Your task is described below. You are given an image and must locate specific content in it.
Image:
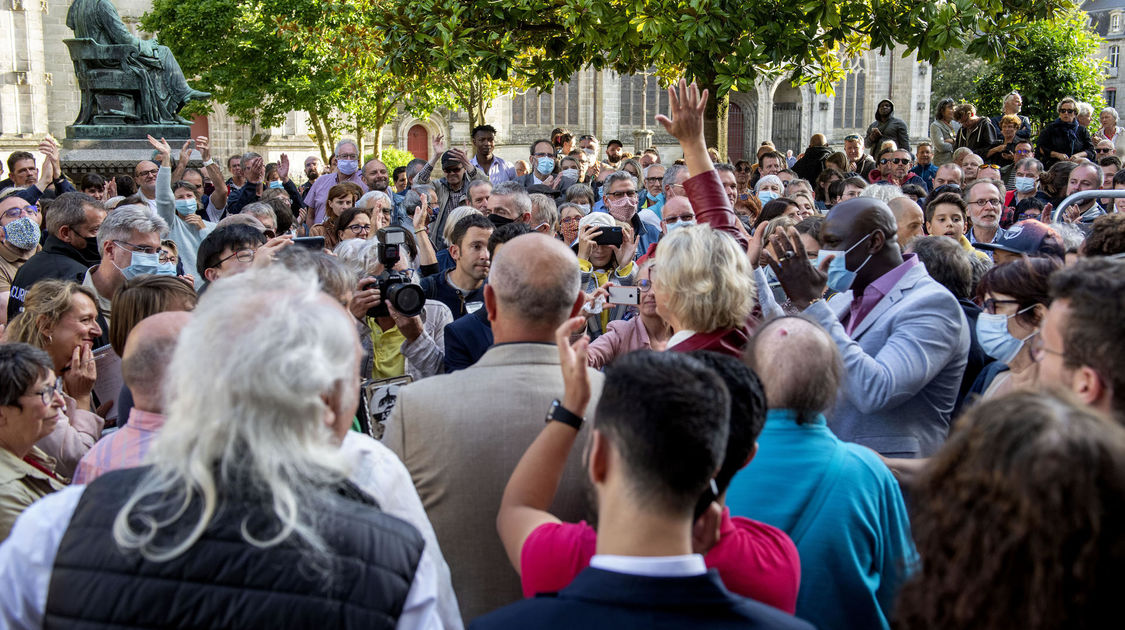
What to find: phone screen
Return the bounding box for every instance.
[606,285,640,306]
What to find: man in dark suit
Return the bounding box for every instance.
[517,139,578,192]
[471,344,811,630]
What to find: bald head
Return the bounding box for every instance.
[745,316,842,417]
[122,311,192,413]
[487,233,581,337]
[827,197,898,238]
[888,197,924,250]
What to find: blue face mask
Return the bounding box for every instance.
[976,306,1037,363]
[115,250,177,280]
[536,156,555,175]
[174,198,197,216]
[816,232,874,293]
[337,159,359,176]
[758,190,779,204]
[268,180,284,189]
[665,218,695,233]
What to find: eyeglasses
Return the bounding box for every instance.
[30,377,64,406]
[2,204,39,220]
[638,278,652,293]
[982,297,1021,314]
[1028,335,1064,363]
[443,166,463,174]
[347,224,372,235]
[136,168,159,178]
[969,198,1001,208]
[605,190,638,200]
[735,166,752,172]
[113,240,159,255]
[158,251,177,264]
[880,158,911,165]
[1060,108,1077,114]
[664,214,694,224]
[217,248,256,265]
[644,176,663,183]
[336,153,359,160]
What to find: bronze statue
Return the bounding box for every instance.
[65,0,209,127]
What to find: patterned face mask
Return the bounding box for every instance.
[3,216,40,251]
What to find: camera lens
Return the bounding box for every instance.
[387,282,425,317]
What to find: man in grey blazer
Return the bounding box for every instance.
[383,233,602,623]
[769,197,969,458]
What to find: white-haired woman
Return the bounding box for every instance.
[754,174,783,205]
[336,231,452,381]
[652,223,756,357]
[0,267,445,626]
[1094,107,1125,160]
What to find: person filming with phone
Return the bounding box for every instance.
[575,212,636,340]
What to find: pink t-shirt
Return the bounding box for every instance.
[520,508,801,613]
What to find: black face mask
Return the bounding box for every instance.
[489,213,515,227]
[77,235,101,265]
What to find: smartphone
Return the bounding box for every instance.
[606,285,640,306]
[593,226,623,246]
[293,236,325,250]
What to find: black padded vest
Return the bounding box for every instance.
[44,466,424,629]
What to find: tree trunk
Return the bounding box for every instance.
[308,110,331,161]
[701,81,730,159]
[355,122,365,161]
[371,123,384,160]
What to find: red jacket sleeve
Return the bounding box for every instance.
[683,169,748,250]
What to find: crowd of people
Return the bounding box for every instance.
[0,79,1123,629]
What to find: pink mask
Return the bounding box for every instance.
[606,195,635,222]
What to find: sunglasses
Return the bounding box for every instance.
[880,158,910,165]
[1060,108,1077,114]
[1097,148,1114,154]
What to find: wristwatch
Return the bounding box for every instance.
[546,399,584,430]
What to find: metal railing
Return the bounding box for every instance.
[1051,189,1125,223]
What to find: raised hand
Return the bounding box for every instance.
[146,135,172,164]
[413,193,430,232]
[278,153,290,182]
[432,134,446,154]
[576,223,600,262]
[766,227,829,310]
[195,135,211,161]
[654,79,709,144]
[63,342,97,400]
[178,139,192,165]
[611,223,637,265]
[554,316,591,415]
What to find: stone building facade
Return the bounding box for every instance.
[1084,0,1125,110]
[2,0,932,180]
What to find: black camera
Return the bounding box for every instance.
[366,227,426,319]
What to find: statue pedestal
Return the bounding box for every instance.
[61,130,192,179]
[633,128,654,153]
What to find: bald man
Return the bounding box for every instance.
[888,197,924,250]
[73,311,192,484]
[728,316,916,630]
[767,197,969,458]
[385,233,606,621]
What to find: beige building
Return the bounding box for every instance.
[2,0,932,181]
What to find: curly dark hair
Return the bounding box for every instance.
[894,391,1125,630]
[1084,213,1125,257]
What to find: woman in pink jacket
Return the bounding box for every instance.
[586,261,671,368]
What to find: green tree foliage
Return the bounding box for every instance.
[375,0,1073,154]
[973,8,1106,132]
[142,0,450,159]
[931,48,988,112]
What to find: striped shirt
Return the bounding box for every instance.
[72,409,165,485]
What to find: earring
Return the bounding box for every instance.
[46,334,52,344]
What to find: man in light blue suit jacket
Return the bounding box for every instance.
[767,197,969,458]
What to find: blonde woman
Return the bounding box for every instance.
[4,280,104,477]
[653,223,755,357]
